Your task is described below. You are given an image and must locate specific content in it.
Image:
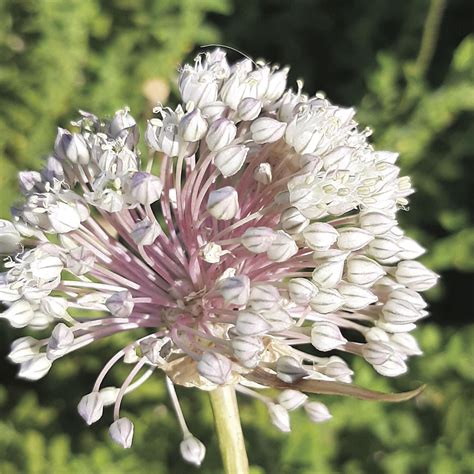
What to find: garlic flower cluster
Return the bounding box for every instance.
[0,49,437,465]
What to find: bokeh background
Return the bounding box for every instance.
[0,0,473,472]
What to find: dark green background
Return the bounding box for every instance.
[0,0,472,472]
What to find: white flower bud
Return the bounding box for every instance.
[201,101,227,122]
[365,327,390,343]
[362,341,408,376]
[205,118,237,151]
[250,117,286,144]
[397,236,426,260]
[55,129,89,165]
[267,230,298,262]
[241,226,276,253]
[311,322,347,352]
[346,256,385,287]
[248,284,280,311]
[99,387,121,406]
[109,108,136,138]
[49,202,81,234]
[78,392,104,425]
[0,220,21,254]
[217,275,250,306]
[140,337,171,365]
[359,211,396,235]
[106,291,134,318]
[197,351,233,385]
[395,261,438,291]
[109,417,134,448]
[237,97,262,121]
[178,108,208,142]
[276,356,307,383]
[1,300,34,328]
[304,401,332,423]
[253,162,272,184]
[40,297,68,319]
[288,278,318,305]
[235,310,272,336]
[319,356,354,383]
[309,288,344,313]
[376,318,416,334]
[382,299,423,324]
[214,145,249,177]
[267,403,291,432]
[180,435,206,467]
[278,389,308,411]
[8,336,41,364]
[264,67,289,102]
[127,172,163,205]
[303,223,339,251]
[66,246,96,275]
[312,259,345,288]
[207,186,239,220]
[47,323,74,360]
[389,333,423,356]
[18,354,52,380]
[131,218,161,246]
[389,288,427,310]
[336,227,374,251]
[338,283,377,310]
[261,305,293,331]
[231,335,263,368]
[280,207,309,234]
[368,236,400,261]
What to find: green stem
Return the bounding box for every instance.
[209,385,249,474]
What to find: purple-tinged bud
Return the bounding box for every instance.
[54,128,90,165]
[276,356,307,383]
[131,218,161,246]
[109,417,134,448]
[106,291,134,318]
[304,401,332,423]
[250,117,286,144]
[214,145,249,177]
[207,186,239,220]
[78,392,104,425]
[278,389,308,411]
[197,351,233,385]
[241,226,276,253]
[237,98,262,121]
[217,275,250,306]
[205,118,237,151]
[126,172,163,205]
[311,321,347,351]
[109,108,137,138]
[47,323,74,360]
[180,435,206,466]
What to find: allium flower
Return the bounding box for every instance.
[0,49,437,466]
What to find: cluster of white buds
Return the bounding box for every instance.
[0,48,437,465]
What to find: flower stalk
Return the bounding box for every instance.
[209,385,249,474]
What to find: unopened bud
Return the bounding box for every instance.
[131,218,161,246]
[382,299,423,324]
[276,356,307,383]
[207,186,239,220]
[338,283,377,310]
[1,299,34,328]
[389,288,427,310]
[18,354,52,380]
[267,403,291,432]
[217,275,250,306]
[267,230,298,262]
[262,305,293,332]
[265,67,289,102]
[397,237,426,260]
[197,351,233,385]
[99,386,121,406]
[311,322,347,351]
[359,211,396,235]
[389,333,423,356]
[303,223,339,251]
[127,172,163,205]
[362,341,407,377]
[280,207,309,234]
[205,118,237,151]
[231,335,263,368]
[0,220,21,254]
[320,356,353,383]
[312,259,345,288]
[395,261,438,291]
[180,435,206,467]
[47,323,74,360]
[309,288,343,313]
[235,310,272,336]
[109,417,134,448]
[346,256,385,287]
[304,401,332,423]
[250,117,286,144]
[248,284,280,311]
[78,392,104,425]
[49,202,81,234]
[179,108,208,142]
[66,246,96,275]
[55,128,90,165]
[337,227,374,251]
[109,108,136,138]
[288,278,318,305]
[237,97,262,121]
[278,389,308,411]
[214,145,249,177]
[201,101,227,122]
[368,236,400,261]
[241,226,276,253]
[8,337,41,364]
[106,291,134,318]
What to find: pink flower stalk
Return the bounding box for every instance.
[0,49,437,464]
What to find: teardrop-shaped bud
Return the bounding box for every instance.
[267,403,291,432]
[179,108,208,142]
[217,275,250,306]
[248,284,280,311]
[303,223,339,251]
[276,356,307,383]
[338,283,377,310]
[346,256,385,287]
[126,172,163,205]
[205,118,237,151]
[278,389,308,411]
[197,351,233,385]
[47,322,74,360]
[109,417,134,448]
[214,145,249,177]
[250,117,286,144]
[312,259,344,288]
[395,261,438,291]
[267,230,298,262]
[304,401,332,423]
[241,227,276,253]
[311,322,347,351]
[1,299,35,328]
[235,310,272,336]
[288,278,318,305]
[8,336,41,364]
[207,186,239,220]
[336,227,374,251]
[309,289,344,313]
[280,207,309,234]
[0,220,21,254]
[231,336,263,368]
[359,211,396,235]
[18,354,52,380]
[180,435,206,467]
[237,97,262,121]
[78,392,104,425]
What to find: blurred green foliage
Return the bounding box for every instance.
[0,0,472,473]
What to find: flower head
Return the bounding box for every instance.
[0,49,437,464]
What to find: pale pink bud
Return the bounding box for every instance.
[109,417,134,448]
[241,226,276,253]
[346,256,385,287]
[55,129,89,165]
[288,278,318,305]
[266,230,298,262]
[197,351,233,385]
[205,118,237,151]
[207,186,239,220]
[304,401,332,423]
[395,261,438,291]
[311,322,347,351]
[180,435,206,466]
[276,356,307,383]
[278,389,308,411]
[131,218,161,246]
[250,117,286,144]
[214,145,249,177]
[217,275,250,306]
[303,223,339,251]
[267,403,291,432]
[78,392,104,425]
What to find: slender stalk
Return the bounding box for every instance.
[209,385,249,474]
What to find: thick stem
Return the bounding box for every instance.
[209,385,249,474]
